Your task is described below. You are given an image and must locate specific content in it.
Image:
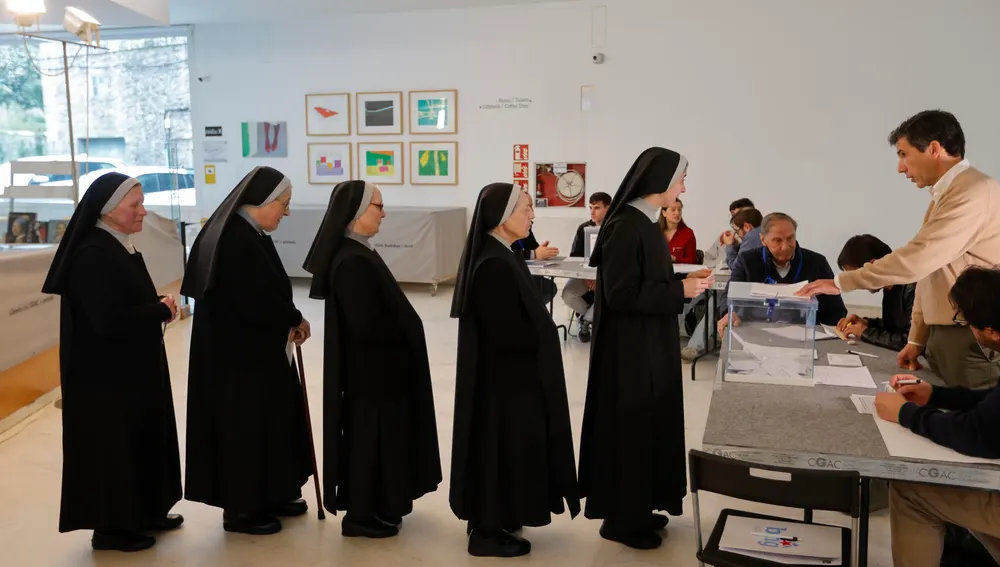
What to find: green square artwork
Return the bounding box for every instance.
[418,150,449,176]
[417,98,448,127]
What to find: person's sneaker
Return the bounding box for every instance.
[681,346,702,362]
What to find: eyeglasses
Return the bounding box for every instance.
[370,202,385,211]
[953,311,968,327]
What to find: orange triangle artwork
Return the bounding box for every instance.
[314,106,339,118]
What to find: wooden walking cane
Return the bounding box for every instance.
[295,344,325,520]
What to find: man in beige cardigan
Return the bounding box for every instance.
[801,110,1000,389]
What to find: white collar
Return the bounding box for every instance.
[627,198,660,222]
[930,159,970,202]
[237,207,265,234]
[95,219,135,254]
[489,231,514,251]
[346,230,374,251]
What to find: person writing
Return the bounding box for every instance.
[658,198,697,264]
[42,172,182,552]
[799,110,1000,389]
[182,166,314,536]
[875,266,1000,566]
[579,147,713,550]
[835,234,915,352]
[449,183,580,558]
[303,181,441,538]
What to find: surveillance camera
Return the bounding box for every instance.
[64,7,101,47]
[592,52,605,64]
[197,76,211,83]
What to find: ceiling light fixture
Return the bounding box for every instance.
[7,0,46,29]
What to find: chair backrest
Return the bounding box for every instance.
[696,249,705,264]
[689,450,860,518]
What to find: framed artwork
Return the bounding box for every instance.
[356,91,403,135]
[305,93,351,136]
[410,142,458,185]
[5,212,37,244]
[534,162,587,208]
[358,142,404,185]
[241,121,288,157]
[307,143,353,185]
[48,219,69,243]
[409,89,458,134]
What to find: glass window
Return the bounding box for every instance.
[136,173,161,193]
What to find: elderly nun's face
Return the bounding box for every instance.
[503,190,534,240]
[661,167,688,207]
[354,187,386,236]
[106,186,147,234]
[259,189,292,232]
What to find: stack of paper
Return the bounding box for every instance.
[850,394,876,414]
[873,416,1000,465]
[813,366,877,389]
[674,263,709,274]
[827,353,862,367]
[749,281,810,298]
[719,516,842,565]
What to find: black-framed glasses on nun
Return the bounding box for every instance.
[953,311,969,327]
[370,201,385,211]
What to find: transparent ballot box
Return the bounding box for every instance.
[723,281,819,386]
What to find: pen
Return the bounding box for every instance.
[847,350,879,359]
[896,379,922,386]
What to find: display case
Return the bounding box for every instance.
[2,158,77,245]
[722,281,819,386]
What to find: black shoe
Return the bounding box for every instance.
[468,529,531,558]
[144,513,184,532]
[267,499,308,517]
[342,516,399,538]
[91,530,156,552]
[376,514,403,527]
[223,512,282,535]
[648,513,669,531]
[579,321,591,343]
[599,521,662,550]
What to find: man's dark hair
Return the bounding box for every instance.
[589,192,612,206]
[730,208,763,230]
[837,234,893,270]
[949,266,1000,331]
[888,110,966,158]
[728,198,754,212]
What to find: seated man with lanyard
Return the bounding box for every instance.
[717,212,846,335]
[512,228,559,305]
[562,192,611,342]
[876,266,1000,567]
[681,207,765,361]
[836,234,916,352]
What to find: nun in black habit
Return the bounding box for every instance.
[578,148,713,550]
[181,166,313,536]
[302,181,442,539]
[42,172,183,552]
[450,183,580,558]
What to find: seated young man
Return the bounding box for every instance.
[876,266,1000,567]
[562,192,611,342]
[702,197,755,268]
[512,228,559,304]
[717,212,847,335]
[836,234,916,352]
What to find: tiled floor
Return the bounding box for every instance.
[0,283,894,566]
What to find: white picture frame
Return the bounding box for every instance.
[408,89,458,135]
[410,141,458,185]
[307,143,353,185]
[358,142,404,185]
[356,91,403,135]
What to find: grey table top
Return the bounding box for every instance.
[703,332,1000,490]
[527,259,730,290]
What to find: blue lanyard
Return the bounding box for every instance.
[763,247,803,317]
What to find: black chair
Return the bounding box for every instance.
[689,450,863,567]
[697,249,706,265]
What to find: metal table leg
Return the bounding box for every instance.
[690,289,721,380]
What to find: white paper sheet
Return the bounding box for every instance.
[674,263,709,274]
[719,516,842,565]
[749,281,809,298]
[873,415,1000,465]
[813,366,877,389]
[827,353,862,367]
[850,394,876,414]
[763,325,837,342]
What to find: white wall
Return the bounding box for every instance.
[189,0,1000,305]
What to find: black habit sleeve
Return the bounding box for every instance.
[332,255,408,344]
[215,225,303,330]
[69,245,172,337]
[472,258,539,350]
[599,221,685,315]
